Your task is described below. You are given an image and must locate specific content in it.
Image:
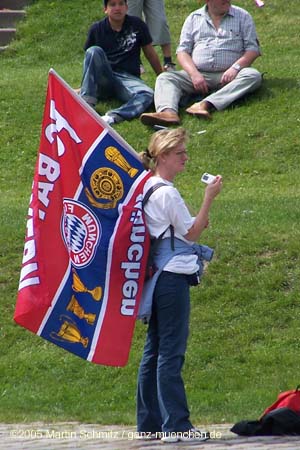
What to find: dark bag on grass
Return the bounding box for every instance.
[231,408,300,436]
[231,386,300,436]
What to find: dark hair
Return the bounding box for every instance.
[104,0,127,7]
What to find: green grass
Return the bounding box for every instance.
[1,0,300,425]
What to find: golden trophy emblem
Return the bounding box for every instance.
[50,316,89,348]
[67,296,96,325]
[72,269,102,301]
[85,167,124,209]
[105,146,138,178]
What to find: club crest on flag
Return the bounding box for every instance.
[61,199,101,268]
[14,69,152,366]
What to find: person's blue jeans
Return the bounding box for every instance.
[137,271,193,433]
[80,46,154,121]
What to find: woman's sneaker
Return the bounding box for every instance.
[161,428,210,443]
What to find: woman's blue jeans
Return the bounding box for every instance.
[137,271,193,433]
[80,46,154,121]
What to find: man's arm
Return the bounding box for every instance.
[220,7,262,85]
[232,50,261,70]
[84,23,98,51]
[221,50,261,85]
[177,51,209,94]
[142,44,163,75]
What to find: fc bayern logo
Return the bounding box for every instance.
[61,199,101,268]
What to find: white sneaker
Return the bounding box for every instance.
[161,428,210,443]
[101,114,115,126]
[163,62,176,72]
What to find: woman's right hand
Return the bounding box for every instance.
[205,175,223,200]
[184,176,223,242]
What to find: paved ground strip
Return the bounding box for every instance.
[1,423,300,449]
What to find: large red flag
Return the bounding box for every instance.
[14,69,151,366]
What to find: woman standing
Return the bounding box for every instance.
[137,127,222,443]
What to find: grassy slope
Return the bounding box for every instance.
[1,0,300,424]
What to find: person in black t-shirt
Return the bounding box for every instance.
[80,0,162,125]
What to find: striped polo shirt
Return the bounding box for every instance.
[176,4,261,72]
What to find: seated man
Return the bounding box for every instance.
[80,0,162,126]
[140,0,262,127]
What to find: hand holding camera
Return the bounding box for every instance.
[201,172,216,184]
[201,172,223,200]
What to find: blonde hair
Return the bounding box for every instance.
[140,127,188,170]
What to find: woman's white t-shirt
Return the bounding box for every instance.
[143,175,199,274]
